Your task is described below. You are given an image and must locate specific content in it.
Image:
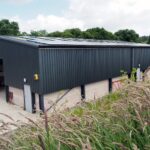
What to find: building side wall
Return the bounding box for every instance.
[133,48,150,70]
[0,40,40,93]
[39,47,131,94]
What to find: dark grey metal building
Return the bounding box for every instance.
[0,36,150,112]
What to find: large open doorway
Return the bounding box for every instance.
[0,59,4,89]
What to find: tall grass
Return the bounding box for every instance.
[0,81,150,150]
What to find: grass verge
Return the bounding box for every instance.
[0,82,150,150]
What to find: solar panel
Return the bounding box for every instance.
[0,36,150,47]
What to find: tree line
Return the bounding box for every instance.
[0,19,150,44]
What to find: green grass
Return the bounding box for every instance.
[0,82,150,150]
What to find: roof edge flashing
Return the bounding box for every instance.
[0,36,39,48]
[38,44,150,49]
[1,36,150,48]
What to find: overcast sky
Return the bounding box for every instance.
[0,0,150,35]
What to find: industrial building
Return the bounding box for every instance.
[0,36,150,113]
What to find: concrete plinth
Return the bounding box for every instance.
[85,80,109,101]
[9,87,24,108]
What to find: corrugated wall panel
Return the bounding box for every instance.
[39,47,131,94]
[0,40,40,93]
[133,48,150,70]
[1,38,150,95]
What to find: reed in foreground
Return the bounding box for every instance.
[0,82,150,150]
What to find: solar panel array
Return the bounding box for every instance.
[1,36,150,47]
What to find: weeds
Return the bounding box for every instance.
[0,82,150,150]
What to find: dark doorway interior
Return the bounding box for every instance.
[0,59,4,89]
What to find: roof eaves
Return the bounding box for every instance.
[0,36,40,48]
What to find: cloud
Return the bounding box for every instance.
[66,0,150,35]
[10,15,84,33]
[8,0,150,35]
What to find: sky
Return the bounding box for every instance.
[0,0,150,35]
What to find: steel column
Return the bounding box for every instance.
[32,93,36,113]
[39,94,45,112]
[5,85,9,102]
[108,78,112,92]
[81,85,85,100]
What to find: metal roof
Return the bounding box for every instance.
[0,36,150,48]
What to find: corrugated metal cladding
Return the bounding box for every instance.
[0,39,40,93]
[133,48,150,70]
[1,36,150,95]
[39,47,131,94]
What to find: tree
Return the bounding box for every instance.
[81,31,93,39]
[10,21,19,35]
[62,30,74,38]
[48,31,62,37]
[30,30,39,36]
[115,29,139,42]
[83,27,117,40]
[62,28,82,38]
[0,19,20,35]
[30,30,48,37]
[139,36,149,43]
[20,32,29,36]
[147,36,150,44]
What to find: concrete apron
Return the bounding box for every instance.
[0,89,39,135]
[6,77,125,113]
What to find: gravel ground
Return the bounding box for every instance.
[0,89,39,135]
